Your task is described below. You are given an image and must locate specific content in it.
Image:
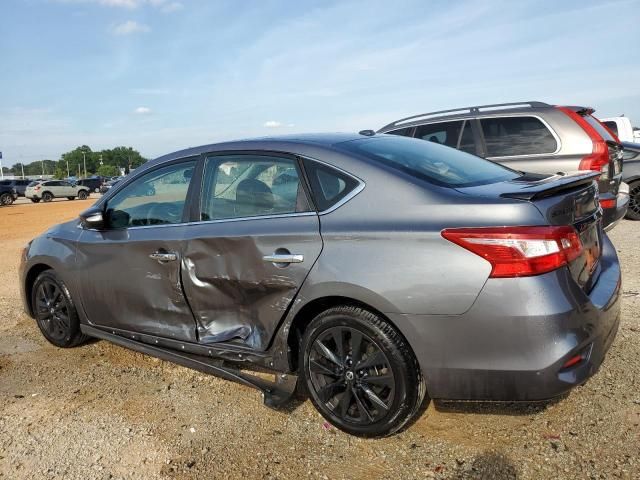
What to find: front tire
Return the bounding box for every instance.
[300,306,426,437]
[627,180,640,221]
[31,270,88,348]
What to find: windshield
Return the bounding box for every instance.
[337,135,519,187]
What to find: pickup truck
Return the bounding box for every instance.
[0,184,18,206]
[600,116,640,143]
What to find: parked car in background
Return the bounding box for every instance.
[20,133,620,437]
[621,141,640,220]
[0,179,31,197]
[0,184,18,206]
[99,177,122,194]
[25,180,90,203]
[600,116,639,144]
[378,101,628,230]
[76,177,103,193]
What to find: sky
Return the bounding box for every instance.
[1,0,639,166]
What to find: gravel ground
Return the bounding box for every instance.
[0,199,638,480]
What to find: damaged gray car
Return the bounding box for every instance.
[20,133,621,437]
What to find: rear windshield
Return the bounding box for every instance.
[338,135,519,187]
[28,181,40,187]
[584,115,616,142]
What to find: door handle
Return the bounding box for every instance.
[149,251,178,263]
[262,253,304,264]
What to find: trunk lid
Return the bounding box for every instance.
[455,171,603,291]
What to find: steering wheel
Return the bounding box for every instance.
[146,203,182,225]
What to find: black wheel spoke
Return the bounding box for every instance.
[352,386,374,423]
[355,351,387,371]
[35,279,71,341]
[338,387,353,417]
[361,374,393,389]
[314,340,342,367]
[317,380,344,404]
[331,329,345,364]
[309,359,339,377]
[361,384,390,412]
[350,330,363,366]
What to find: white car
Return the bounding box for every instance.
[25,180,91,203]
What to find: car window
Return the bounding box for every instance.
[200,154,310,221]
[0,180,10,185]
[337,135,519,188]
[45,181,59,187]
[385,127,413,137]
[585,115,616,142]
[303,160,361,211]
[458,120,476,154]
[602,121,619,137]
[480,116,558,157]
[28,181,39,187]
[414,121,464,147]
[106,160,196,228]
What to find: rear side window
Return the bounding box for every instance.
[385,127,412,137]
[303,160,360,211]
[337,135,519,188]
[480,116,558,157]
[414,121,463,148]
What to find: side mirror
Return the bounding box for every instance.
[79,206,105,230]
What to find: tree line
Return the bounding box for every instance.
[7,146,148,179]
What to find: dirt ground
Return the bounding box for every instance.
[0,197,638,480]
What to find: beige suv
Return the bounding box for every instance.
[25,180,90,203]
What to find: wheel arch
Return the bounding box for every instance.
[285,295,414,373]
[24,263,54,317]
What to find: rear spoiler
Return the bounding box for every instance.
[500,171,600,201]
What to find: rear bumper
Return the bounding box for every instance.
[388,234,621,401]
[602,191,629,230]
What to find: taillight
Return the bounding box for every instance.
[34,185,41,191]
[441,226,583,278]
[557,107,610,180]
[599,198,615,209]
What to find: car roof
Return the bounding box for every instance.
[148,133,368,167]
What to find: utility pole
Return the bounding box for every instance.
[21,163,25,179]
[82,151,87,178]
[0,151,3,180]
[41,160,45,177]
[66,158,70,178]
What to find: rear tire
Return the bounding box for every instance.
[78,190,88,200]
[31,270,89,348]
[31,198,40,203]
[67,197,75,201]
[42,192,53,202]
[0,193,13,205]
[300,306,427,437]
[627,180,640,221]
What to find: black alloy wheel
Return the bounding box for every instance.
[32,271,88,348]
[308,326,395,424]
[78,190,88,200]
[301,306,426,437]
[627,180,640,221]
[42,192,53,202]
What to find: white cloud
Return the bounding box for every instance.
[111,20,151,35]
[263,121,282,128]
[99,0,138,8]
[134,106,152,114]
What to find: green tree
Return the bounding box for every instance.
[97,164,119,177]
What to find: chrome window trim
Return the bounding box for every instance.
[476,114,562,159]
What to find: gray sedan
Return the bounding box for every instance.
[19,133,621,437]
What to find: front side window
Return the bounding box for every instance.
[480,116,558,157]
[458,120,476,154]
[386,127,412,137]
[337,135,519,188]
[106,160,196,228]
[414,121,464,147]
[200,154,310,221]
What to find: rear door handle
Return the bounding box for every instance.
[149,251,178,263]
[262,253,304,264]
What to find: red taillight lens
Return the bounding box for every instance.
[562,354,584,369]
[441,226,583,278]
[557,107,610,180]
[599,198,616,209]
[34,186,41,191]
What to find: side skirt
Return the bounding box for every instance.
[80,325,297,409]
